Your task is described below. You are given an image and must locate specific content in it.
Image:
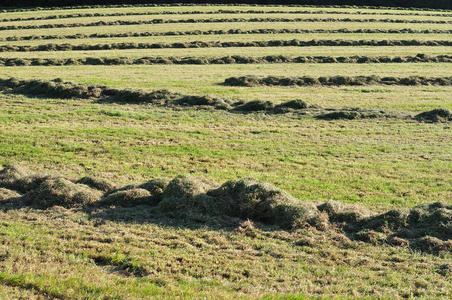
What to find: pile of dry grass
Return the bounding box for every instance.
[316,108,412,120]
[23,177,102,208]
[76,176,116,192]
[414,108,452,123]
[207,178,327,229]
[0,164,47,193]
[99,178,169,207]
[224,75,452,87]
[0,188,21,201]
[1,163,452,252]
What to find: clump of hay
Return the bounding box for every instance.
[159,175,217,214]
[277,99,310,110]
[23,177,102,208]
[0,188,21,201]
[76,176,115,192]
[362,209,411,232]
[318,200,370,224]
[234,100,274,112]
[96,177,170,208]
[0,164,45,193]
[138,178,169,203]
[98,188,153,207]
[316,108,411,120]
[176,95,231,110]
[414,108,452,123]
[207,178,326,230]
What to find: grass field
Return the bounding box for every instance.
[0,4,451,299]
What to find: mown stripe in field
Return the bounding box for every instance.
[2,54,450,67]
[2,9,451,23]
[0,39,450,52]
[224,75,452,87]
[3,28,451,42]
[0,17,450,31]
[0,77,450,124]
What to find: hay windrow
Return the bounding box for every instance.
[76,176,116,192]
[316,108,412,120]
[1,9,450,23]
[0,39,451,53]
[0,17,449,32]
[414,108,452,123]
[1,163,452,252]
[98,188,153,207]
[0,188,21,201]
[224,75,452,87]
[3,29,451,43]
[0,77,449,123]
[23,177,102,208]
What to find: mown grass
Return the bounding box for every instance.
[3,21,452,39]
[2,32,451,47]
[0,4,451,299]
[2,10,449,28]
[2,4,450,19]
[0,93,450,210]
[0,64,451,111]
[1,199,452,299]
[1,46,451,60]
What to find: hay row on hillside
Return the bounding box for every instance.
[1,39,450,52]
[225,75,452,87]
[1,164,452,253]
[2,54,450,67]
[0,77,450,123]
[4,28,451,42]
[2,9,450,22]
[1,17,449,31]
[4,3,449,13]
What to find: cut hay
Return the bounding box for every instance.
[207,178,327,230]
[76,176,115,192]
[0,164,46,193]
[23,177,102,209]
[98,188,154,207]
[0,188,21,201]
[414,108,452,123]
[159,175,217,214]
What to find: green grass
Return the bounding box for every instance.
[0,4,451,299]
[1,203,452,299]
[2,21,452,39]
[2,32,451,47]
[0,46,451,60]
[0,94,450,210]
[1,4,450,19]
[1,64,451,111]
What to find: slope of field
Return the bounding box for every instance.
[0,4,451,299]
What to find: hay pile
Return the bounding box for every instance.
[1,164,452,252]
[224,75,452,87]
[414,108,452,123]
[0,77,450,123]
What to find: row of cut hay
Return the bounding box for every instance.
[0,77,450,123]
[1,39,451,52]
[4,28,451,42]
[2,9,451,22]
[224,75,452,87]
[2,54,450,67]
[1,164,452,253]
[4,3,450,13]
[1,17,450,31]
